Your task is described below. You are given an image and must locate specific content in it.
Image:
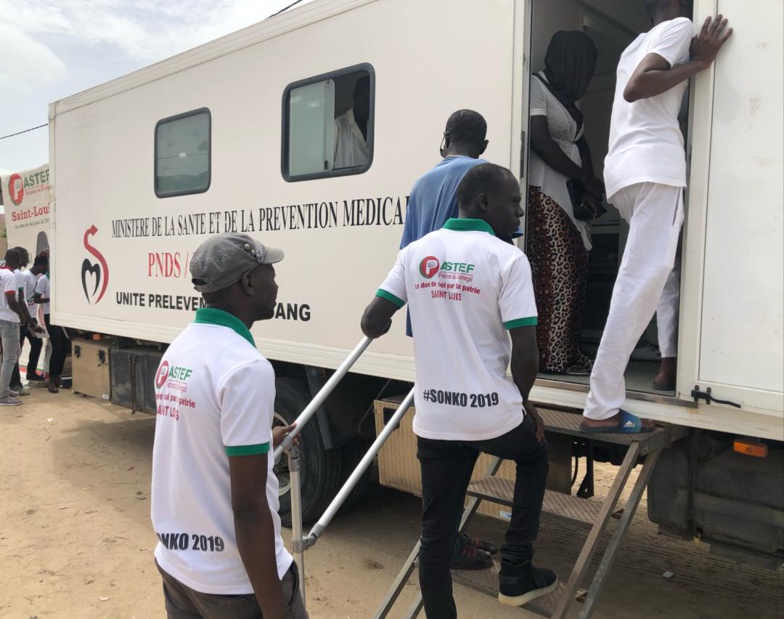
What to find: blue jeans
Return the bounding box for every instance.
[0,319,21,399]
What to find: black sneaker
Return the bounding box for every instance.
[450,538,492,570]
[459,532,499,555]
[498,561,558,606]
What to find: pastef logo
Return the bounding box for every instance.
[155,361,170,388]
[419,256,440,279]
[7,174,24,206]
[156,361,193,388]
[81,225,110,304]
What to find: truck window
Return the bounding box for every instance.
[282,64,374,182]
[155,108,211,198]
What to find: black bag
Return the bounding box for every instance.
[566,179,597,221]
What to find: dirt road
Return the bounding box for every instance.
[1,392,782,618]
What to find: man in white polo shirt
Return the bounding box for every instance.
[17,254,47,383]
[151,233,306,619]
[361,163,555,617]
[0,249,30,406]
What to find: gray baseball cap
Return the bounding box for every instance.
[190,233,284,293]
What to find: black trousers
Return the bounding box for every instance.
[417,414,549,619]
[44,314,68,378]
[11,324,43,386]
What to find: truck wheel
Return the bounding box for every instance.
[338,440,378,512]
[274,377,342,527]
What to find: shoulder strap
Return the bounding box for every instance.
[531,73,583,138]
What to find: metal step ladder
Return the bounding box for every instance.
[374,406,685,619]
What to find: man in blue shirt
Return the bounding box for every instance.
[401,110,490,342]
[400,109,489,250]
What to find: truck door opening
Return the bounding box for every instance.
[525,0,689,397]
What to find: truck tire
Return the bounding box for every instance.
[338,440,378,512]
[274,377,342,527]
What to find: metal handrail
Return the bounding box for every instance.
[275,336,372,461]
[307,388,415,543]
[286,384,416,610]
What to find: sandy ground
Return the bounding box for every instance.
[1,391,782,619]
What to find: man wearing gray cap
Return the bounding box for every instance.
[151,233,307,619]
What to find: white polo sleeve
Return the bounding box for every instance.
[34,276,47,296]
[648,17,693,68]
[499,253,538,330]
[219,359,275,456]
[530,77,548,117]
[3,272,16,297]
[376,248,408,309]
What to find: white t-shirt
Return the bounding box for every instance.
[0,267,21,323]
[604,17,693,199]
[529,73,591,250]
[377,218,538,441]
[21,270,40,316]
[151,307,292,594]
[333,108,370,169]
[34,275,51,315]
[13,269,26,318]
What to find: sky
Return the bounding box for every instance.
[0,0,315,178]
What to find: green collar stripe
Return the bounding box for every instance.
[503,317,538,330]
[225,442,270,456]
[443,218,496,236]
[194,307,256,347]
[376,289,406,308]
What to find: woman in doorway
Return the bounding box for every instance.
[528,30,601,375]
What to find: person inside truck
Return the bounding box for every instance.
[333,75,371,169]
[150,233,306,619]
[528,30,602,377]
[581,1,732,434]
[361,163,556,617]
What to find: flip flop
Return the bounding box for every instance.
[652,382,675,391]
[580,410,655,434]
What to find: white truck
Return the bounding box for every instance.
[48,0,782,568]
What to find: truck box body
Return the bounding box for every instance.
[49,0,783,440]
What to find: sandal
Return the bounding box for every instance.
[564,356,593,376]
[459,532,499,555]
[580,410,655,434]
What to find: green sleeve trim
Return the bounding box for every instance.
[504,317,538,330]
[376,289,405,309]
[225,442,271,456]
